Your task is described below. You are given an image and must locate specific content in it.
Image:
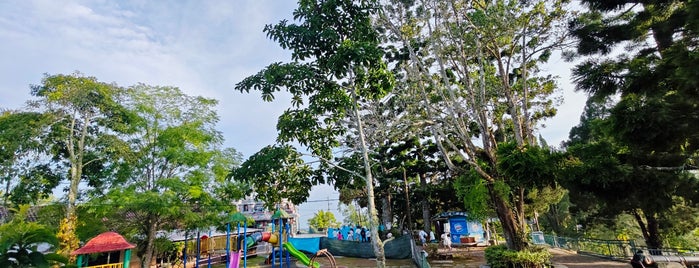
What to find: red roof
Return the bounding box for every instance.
[71,232,136,255]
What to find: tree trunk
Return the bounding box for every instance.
[487,183,526,250]
[142,215,158,268]
[645,213,663,251]
[420,173,431,233]
[352,92,385,267]
[381,196,392,230]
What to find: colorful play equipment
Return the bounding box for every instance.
[228,250,242,268]
[182,209,336,268]
[309,249,336,268]
[72,231,135,268]
[268,209,292,268]
[283,243,321,268]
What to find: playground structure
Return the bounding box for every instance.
[72,232,135,268]
[227,209,333,268]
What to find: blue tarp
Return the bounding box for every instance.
[288,237,320,254]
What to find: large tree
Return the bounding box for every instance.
[568,0,699,249]
[235,0,393,265]
[94,85,239,267]
[29,73,131,259]
[380,0,570,250]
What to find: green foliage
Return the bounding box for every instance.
[87,84,237,267]
[231,145,313,209]
[235,3,394,263]
[563,98,699,248]
[236,0,393,160]
[0,205,67,268]
[340,203,369,227]
[454,171,491,221]
[0,111,57,205]
[568,1,699,248]
[382,0,571,250]
[308,210,340,230]
[484,245,551,268]
[497,143,560,189]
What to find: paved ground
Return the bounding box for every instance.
[549,248,629,268]
[207,246,633,268]
[428,246,631,268]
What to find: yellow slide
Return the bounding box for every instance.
[282,242,320,268]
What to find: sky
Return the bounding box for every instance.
[0,0,587,229]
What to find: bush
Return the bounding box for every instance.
[485,245,552,268]
[424,243,439,257]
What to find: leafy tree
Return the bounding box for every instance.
[0,205,67,267]
[0,110,59,207]
[380,0,570,250]
[235,0,393,265]
[231,145,314,209]
[563,100,699,249]
[308,210,340,230]
[28,72,132,259]
[93,85,239,267]
[567,1,699,248]
[341,203,370,227]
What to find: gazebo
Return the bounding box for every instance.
[72,231,135,268]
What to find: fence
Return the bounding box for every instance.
[544,234,699,260]
[410,239,431,268]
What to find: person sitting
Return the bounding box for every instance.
[630,250,653,268]
[418,229,427,246]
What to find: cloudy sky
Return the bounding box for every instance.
[0,0,587,228]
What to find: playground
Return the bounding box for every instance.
[177,209,417,268]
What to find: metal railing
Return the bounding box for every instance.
[86,263,123,268]
[544,234,636,259]
[544,234,699,261]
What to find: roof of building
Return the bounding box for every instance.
[71,231,135,255]
[431,211,471,220]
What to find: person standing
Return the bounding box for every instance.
[348,228,354,241]
[441,232,452,251]
[366,229,371,242]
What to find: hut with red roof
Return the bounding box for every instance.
[72,231,135,268]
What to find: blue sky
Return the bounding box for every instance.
[0,0,587,229]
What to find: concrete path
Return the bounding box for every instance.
[549,248,630,268]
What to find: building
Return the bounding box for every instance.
[234,197,299,234]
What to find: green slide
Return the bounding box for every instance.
[282,242,320,268]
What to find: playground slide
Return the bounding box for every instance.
[241,232,272,249]
[282,242,319,268]
[228,250,242,268]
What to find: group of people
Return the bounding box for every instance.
[334,225,372,242]
[418,229,452,251]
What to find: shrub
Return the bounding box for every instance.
[424,243,439,257]
[485,245,552,268]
